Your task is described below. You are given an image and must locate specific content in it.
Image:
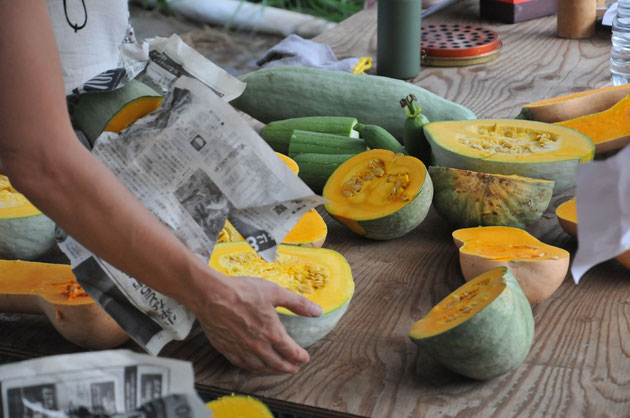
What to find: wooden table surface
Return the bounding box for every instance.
[2,1,630,417]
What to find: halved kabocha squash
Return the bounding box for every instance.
[209,242,354,347]
[554,95,630,153]
[425,119,594,195]
[323,149,433,240]
[409,266,534,380]
[0,260,129,348]
[207,395,273,418]
[429,166,554,229]
[556,198,630,269]
[217,153,328,247]
[516,84,630,123]
[0,175,56,260]
[452,226,570,305]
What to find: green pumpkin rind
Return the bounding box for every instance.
[280,299,351,348]
[410,268,534,380]
[429,166,554,229]
[0,214,56,260]
[342,175,434,240]
[424,119,595,195]
[232,67,476,141]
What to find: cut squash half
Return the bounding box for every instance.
[209,242,354,347]
[409,266,534,380]
[323,149,433,240]
[453,226,570,304]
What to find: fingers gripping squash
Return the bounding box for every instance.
[323,150,433,240]
[209,242,354,348]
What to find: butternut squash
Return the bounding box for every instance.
[555,95,630,153]
[517,84,630,122]
[0,260,129,349]
[453,226,570,304]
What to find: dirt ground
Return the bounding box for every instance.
[129,5,285,76]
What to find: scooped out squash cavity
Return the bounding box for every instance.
[453,226,570,304]
[323,149,433,240]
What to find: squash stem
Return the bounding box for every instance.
[403,94,422,118]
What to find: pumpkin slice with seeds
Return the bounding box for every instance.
[323,149,433,240]
[410,266,534,380]
[453,226,570,304]
[209,242,354,347]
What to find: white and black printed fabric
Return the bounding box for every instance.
[46,0,132,95]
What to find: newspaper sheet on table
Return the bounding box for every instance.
[0,350,211,417]
[60,37,325,354]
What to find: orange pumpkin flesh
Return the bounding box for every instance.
[0,260,128,348]
[555,95,630,153]
[453,226,570,304]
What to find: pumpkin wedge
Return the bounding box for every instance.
[516,84,630,123]
[209,242,354,347]
[323,149,433,240]
[556,198,630,269]
[409,266,534,380]
[555,95,630,153]
[452,226,570,304]
[0,260,129,349]
[429,166,554,229]
[0,175,56,260]
[207,395,272,418]
[72,80,163,144]
[425,119,594,195]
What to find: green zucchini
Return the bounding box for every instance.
[288,131,367,158]
[293,153,357,194]
[402,94,431,165]
[354,123,408,154]
[232,67,476,140]
[261,117,359,154]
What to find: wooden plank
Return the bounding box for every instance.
[1,1,630,416]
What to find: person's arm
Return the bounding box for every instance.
[0,0,321,374]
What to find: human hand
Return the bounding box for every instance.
[191,274,323,375]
